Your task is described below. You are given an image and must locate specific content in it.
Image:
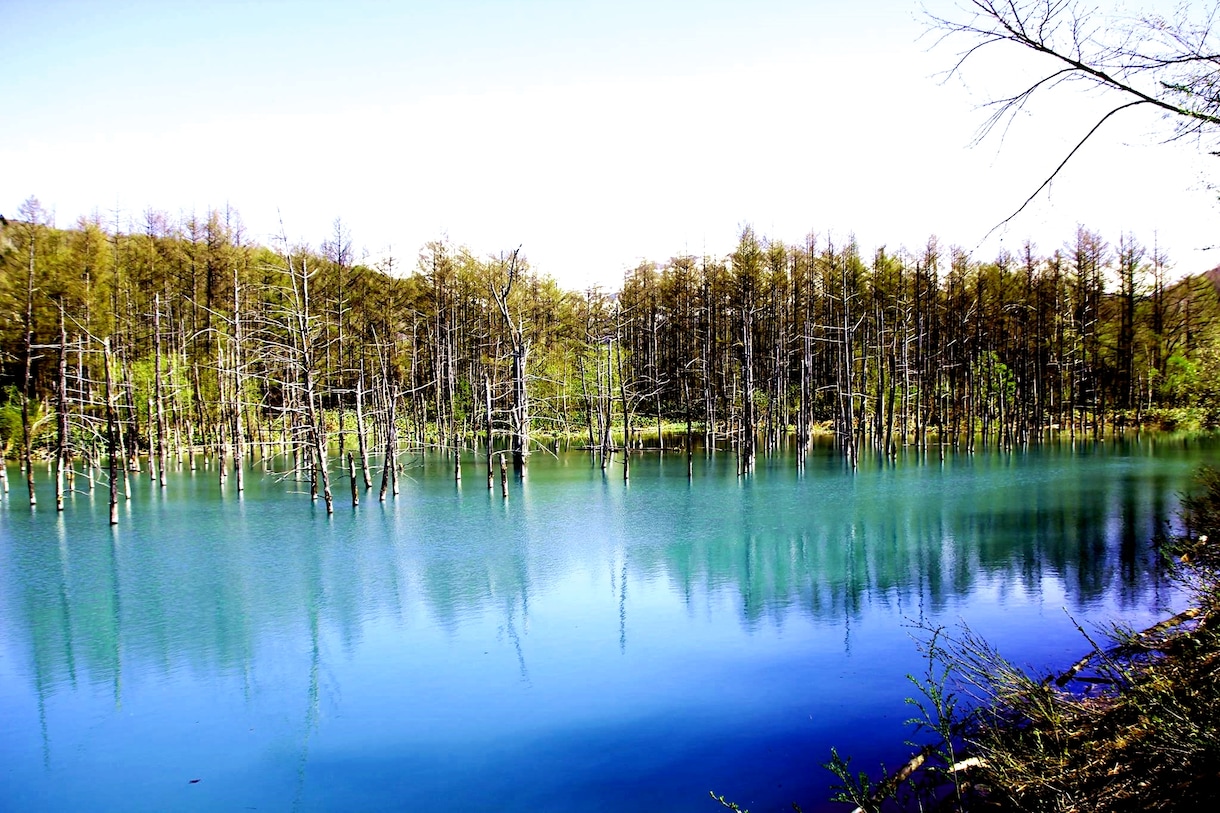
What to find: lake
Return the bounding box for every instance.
[0,436,1213,812]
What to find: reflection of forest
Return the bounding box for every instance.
[0,446,1185,709]
[649,466,1172,627]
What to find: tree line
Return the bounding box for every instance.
[2,197,1219,517]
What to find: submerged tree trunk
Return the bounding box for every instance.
[511,345,529,473]
[56,306,69,511]
[684,377,694,480]
[21,222,37,507]
[618,334,630,483]
[103,338,119,526]
[485,373,495,490]
[741,307,757,474]
[491,249,529,474]
[288,253,333,515]
[231,268,245,493]
[356,369,371,489]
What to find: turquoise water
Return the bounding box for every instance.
[0,437,1212,812]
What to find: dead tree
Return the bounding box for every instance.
[103,338,119,525]
[277,244,334,514]
[19,199,41,506]
[490,248,530,473]
[356,366,372,489]
[56,305,69,510]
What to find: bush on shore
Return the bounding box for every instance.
[819,465,1220,813]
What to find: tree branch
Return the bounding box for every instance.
[985,99,1148,239]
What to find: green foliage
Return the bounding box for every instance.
[708,791,750,812]
[1144,406,1206,432]
[0,386,53,458]
[0,386,20,454]
[904,627,964,803]
[5,205,1220,469]
[1158,351,1198,404]
[1188,341,1220,427]
[823,747,889,813]
[129,357,157,425]
[1184,465,1220,539]
[453,376,471,425]
[970,350,1015,403]
[1159,465,1220,599]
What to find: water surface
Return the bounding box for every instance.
[0,437,1212,812]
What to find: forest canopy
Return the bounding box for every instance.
[2,200,1219,502]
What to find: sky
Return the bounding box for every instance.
[2,0,1216,288]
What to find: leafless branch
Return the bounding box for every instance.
[929,0,1220,228]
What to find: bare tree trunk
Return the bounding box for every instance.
[216,332,228,488]
[840,263,857,469]
[618,335,630,483]
[578,352,596,449]
[121,351,140,473]
[356,369,371,489]
[379,387,392,503]
[56,306,69,511]
[511,345,529,473]
[485,373,494,489]
[306,381,331,512]
[743,318,756,474]
[885,344,897,459]
[21,228,36,507]
[386,381,400,498]
[702,308,714,452]
[490,249,529,474]
[799,317,811,468]
[600,339,614,471]
[113,350,133,502]
[231,268,245,493]
[103,338,119,525]
[684,377,693,480]
[190,359,205,467]
[288,253,333,514]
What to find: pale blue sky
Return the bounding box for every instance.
[3,0,1214,284]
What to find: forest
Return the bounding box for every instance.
[2,196,1219,517]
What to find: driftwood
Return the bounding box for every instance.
[848,744,937,813]
[846,749,992,813]
[1051,607,1203,688]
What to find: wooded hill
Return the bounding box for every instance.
[2,197,1219,514]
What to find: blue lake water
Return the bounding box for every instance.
[0,437,1213,812]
